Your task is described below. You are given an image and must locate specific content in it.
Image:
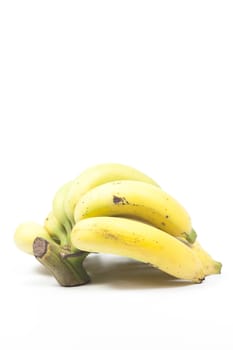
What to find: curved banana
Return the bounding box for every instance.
[74,180,195,243]
[14,222,52,254]
[191,242,222,276]
[44,212,68,246]
[64,163,159,225]
[71,217,205,282]
[52,180,74,233]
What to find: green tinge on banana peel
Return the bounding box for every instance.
[52,181,74,234]
[44,212,68,246]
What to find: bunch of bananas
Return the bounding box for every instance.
[14,163,221,286]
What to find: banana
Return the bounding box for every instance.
[74,180,196,243]
[191,242,222,276]
[64,163,159,225]
[71,217,205,282]
[14,222,52,254]
[44,212,68,246]
[52,180,74,234]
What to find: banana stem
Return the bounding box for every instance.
[33,237,90,286]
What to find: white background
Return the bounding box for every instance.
[0,1,232,349]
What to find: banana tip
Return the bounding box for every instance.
[215,261,222,274]
[186,229,197,244]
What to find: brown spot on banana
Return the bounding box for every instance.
[113,195,129,205]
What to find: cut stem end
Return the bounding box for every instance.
[33,237,90,287]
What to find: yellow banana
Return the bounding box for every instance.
[74,180,195,243]
[14,222,52,254]
[52,180,74,233]
[71,217,205,282]
[191,241,222,276]
[44,212,68,246]
[64,163,159,225]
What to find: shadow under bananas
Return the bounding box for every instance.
[83,254,192,289]
[34,265,52,276]
[33,253,193,289]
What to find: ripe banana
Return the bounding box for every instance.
[44,212,68,246]
[14,222,52,255]
[52,180,74,233]
[64,163,159,225]
[71,217,205,282]
[74,180,195,243]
